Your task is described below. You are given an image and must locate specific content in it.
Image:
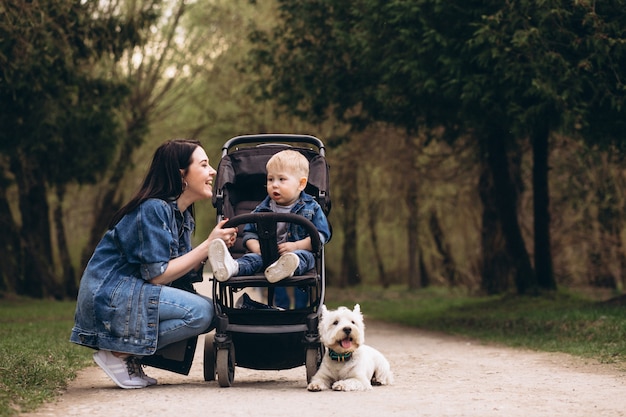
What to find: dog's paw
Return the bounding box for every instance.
[331,381,347,391]
[307,382,324,392]
[332,379,369,392]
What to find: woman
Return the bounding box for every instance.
[70,139,237,389]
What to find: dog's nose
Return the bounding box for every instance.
[343,327,351,335]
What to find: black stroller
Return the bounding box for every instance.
[203,134,331,387]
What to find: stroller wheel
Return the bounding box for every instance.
[305,344,324,383]
[216,345,236,387]
[203,333,216,381]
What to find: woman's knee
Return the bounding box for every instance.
[159,287,213,329]
[188,296,213,330]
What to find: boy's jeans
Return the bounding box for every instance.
[236,250,315,276]
[238,250,316,309]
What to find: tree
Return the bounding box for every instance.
[79,0,276,272]
[0,0,155,297]
[247,0,526,291]
[468,0,626,291]
[80,0,192,270]
[248,0,626,294]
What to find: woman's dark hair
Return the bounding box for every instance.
[109,139,202,228]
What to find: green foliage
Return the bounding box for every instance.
[249,0,626,142]
[247,1,374,127]
[0,297,91,416]
[247,0,626,294]
[0,0,156,186]
[0,0,160,298]
[469,0,626,144]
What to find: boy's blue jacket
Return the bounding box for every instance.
[242,191,331,248]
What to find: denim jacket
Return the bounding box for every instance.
[242,191,331,248]
[70,198,199,356]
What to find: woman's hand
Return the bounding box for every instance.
[151,219,237,285]
[209,219,238,248]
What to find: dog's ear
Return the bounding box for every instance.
[353,304,361,314]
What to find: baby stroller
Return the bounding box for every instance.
[204,134,331,387]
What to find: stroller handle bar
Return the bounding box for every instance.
[222,212,323,256]
[221,134,325,157]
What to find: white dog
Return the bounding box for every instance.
[307,304,394,392]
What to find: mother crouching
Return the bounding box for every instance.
[70,139,237,389]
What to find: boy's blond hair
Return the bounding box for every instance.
[266,149,309,179]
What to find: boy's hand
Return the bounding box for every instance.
[278,241,298,255]
[278,237,311,254]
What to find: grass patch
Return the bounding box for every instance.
[0,296,92,417]
[324,285,626,366]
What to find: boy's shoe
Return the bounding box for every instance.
[93,350,148,389]
[208,239,238,282]
[265,253,299,283]
[130,357,158,386]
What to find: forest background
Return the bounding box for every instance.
[2,0,626,300]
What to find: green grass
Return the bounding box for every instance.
[325,285,626,366]
[2,286,626,416]
[0,296,92,417]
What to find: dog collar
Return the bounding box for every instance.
[328,349,352,362]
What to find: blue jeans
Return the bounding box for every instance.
[237,250,316,276]
[156,286,214,350]
[237,250,314,310]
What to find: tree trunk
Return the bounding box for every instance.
[590,214,619,289]
[532,124,556,290]
[54,185,77,298]
[80,126,144,269]
[588,157,622,289]
[478,162,512,294]
[80,185,124,268]
[336,146,361,287]
[419,250,429,288]
[0,183,22,293]
[404,133,423,290]
[484,130,537,294]
[363,174,389,287]
[406,186,421,289]
[428,209,457,286]
[10,153,60,298]
[588,245,617,288]
[618,239,626,292]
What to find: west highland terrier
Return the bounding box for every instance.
[307,304,394,392]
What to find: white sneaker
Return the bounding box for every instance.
[129,357,158,386]
[93,350,148,389]
[208,239,238,282]
[265,253,299,283]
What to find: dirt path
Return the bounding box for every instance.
[21,282,626,417]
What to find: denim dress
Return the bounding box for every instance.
[70,198,199,356]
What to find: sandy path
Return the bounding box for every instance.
[21,282,626,417]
